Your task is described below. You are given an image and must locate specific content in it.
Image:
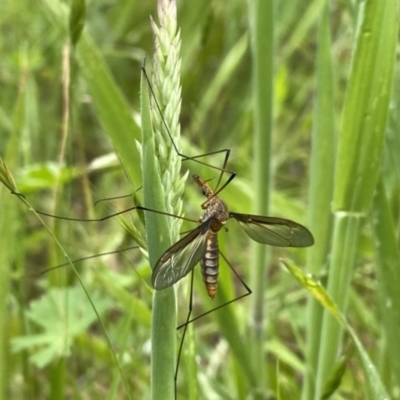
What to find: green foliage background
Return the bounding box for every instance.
[0,0,399,399]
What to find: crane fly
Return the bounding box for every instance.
[152,174,314,298]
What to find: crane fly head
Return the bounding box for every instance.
[193,174,214,198]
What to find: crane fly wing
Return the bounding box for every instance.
[230,213,314,247]
[151,220,212,290]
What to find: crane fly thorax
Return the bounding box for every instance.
[200,197,229,231]
[193,173,229,230]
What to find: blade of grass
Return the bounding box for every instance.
[282,259,390,399]
[141,65,176,400]
[315,1,399,397]
[280,0,325,60]
[302,3,336,399]
[0,78,23,400]
[40,0,143,189]
[248,0,273,397]
[76,34,142,189]
[190,32,248,137]
[372,178,400,391]
[142,1,185,398]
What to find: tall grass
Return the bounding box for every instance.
[1,0,399,399]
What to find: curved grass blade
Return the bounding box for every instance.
[282,259,390,399]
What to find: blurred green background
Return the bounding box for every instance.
[1,0,399,399]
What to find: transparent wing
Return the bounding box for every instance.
[151,220,211,290]
[230,213,314,247]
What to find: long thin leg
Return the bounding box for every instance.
[42,245,140,274]
[172,251,252,397]
[93,193,135,206]
[176,251,252,329]
[174,269,195,400]
[13,192,199,224]
[141,66,235,189]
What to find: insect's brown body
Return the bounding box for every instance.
[195,174,229,299]
[200,230,219,298]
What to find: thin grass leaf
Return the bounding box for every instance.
[191,33,248,135]
[69,0,86,46]
[282,259,390,400]
[315,1,399,397]
[76,34,142,189]
[302,4,336,399]
[248,0,273,397]
[0,157,18,193]
[333,2,399,213]
[141,64,177,400]
[0,116,21,400]
[280,0,325,60]
[40,0,143,189]
[143,2,186,398]
[372,178,400,391]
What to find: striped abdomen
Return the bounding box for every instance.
[200,230,220,299]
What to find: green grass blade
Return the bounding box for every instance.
[141,2,185,398]
[76,35,142,189]
[40,0,142,189]
[316,213,361,397]
[333,1,399,213]
[372,178,400,391]
[141,66,176,400]
[247,1,273,397]
[302,4,336,399]
[315,1,399,397]
[0,116,21,400]
[282,259,390,400]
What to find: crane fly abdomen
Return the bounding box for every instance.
[195,175,229,299]
[201,230,220,299]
